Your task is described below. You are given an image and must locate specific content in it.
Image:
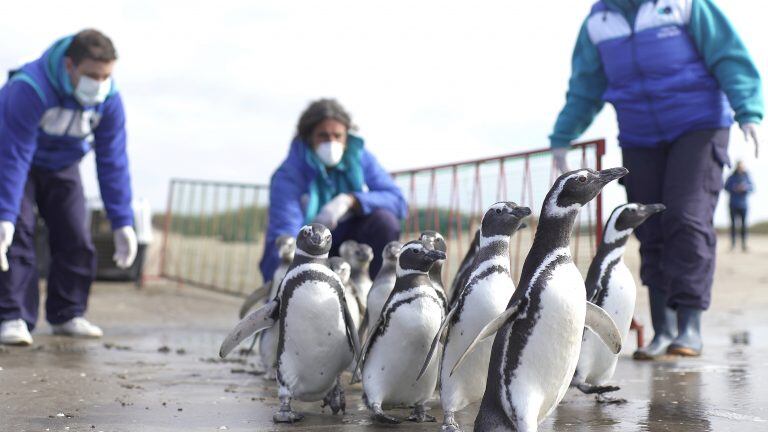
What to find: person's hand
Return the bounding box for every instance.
[0,221,14,272]
[314,194,355,230]
[741,123,760,158]
[552,147,570,174]
[113,226,138,269]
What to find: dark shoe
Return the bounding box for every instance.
[633,293,677,360]
[667,307,703,357]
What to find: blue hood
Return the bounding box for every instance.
[41,35,117,99]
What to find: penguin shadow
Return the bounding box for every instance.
[641,362,712,432]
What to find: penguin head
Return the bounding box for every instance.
[275,235,296,262]
[328,256,352,285]
[382,241,404,262]
[354,243,374,266]
[480,202,532,239]
[296,223,333,256]
[419,230,447,253]
[605,202,666,243]
[544,167,628,218]
[339,239,359,262]
[397,240,447,275]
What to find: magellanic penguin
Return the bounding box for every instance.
[340,240,374,312]
[417,202,531,432]
[448,229,480,308]
[355,240,447,424]
[420,230,449,310]
[360,241,403,343]
[451,168,628,432]
[329,257,362,333]
[573,202,665,403]
[219,223,360,423]
[238,235,295,378]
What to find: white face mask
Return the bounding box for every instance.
[74,75,112,106]
[315,141,345,167]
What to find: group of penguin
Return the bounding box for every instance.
[219,167,666,432]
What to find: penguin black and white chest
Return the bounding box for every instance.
[419,230,448,309]
[328,257,362,333]
[359,240,446,424]
[340,240,374,311]
[434,202,531,432]
[362,241,402,341]
[449,229,480,307]
[463,168,627,432]
[574,203,665,388]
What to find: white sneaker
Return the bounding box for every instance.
[51,317,104,338]
[0,319,33,346]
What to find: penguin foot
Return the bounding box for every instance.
[596,394,627,405]
[407,405,436,423]
[321,381,346,415]
[441,422,463,432]
[371,404,401,424]
[272,409,304,423]
[576,383,620,395]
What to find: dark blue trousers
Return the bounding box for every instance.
[621,128,729,311]
[330,208,401,278]
[0,164,96,330]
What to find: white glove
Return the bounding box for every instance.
[113,226,138,269]
[313,194,355,230]
[741,123,760,158]
[552,147,570,174]
[0,221,14,272]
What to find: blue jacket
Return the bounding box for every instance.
[0,36,133,229]
[259,136,407,280]
[551,0,763,148]
[724,171,753,209]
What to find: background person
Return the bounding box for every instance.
[260,98,406,282]
[0,29,138,346]
[724,160,754,251]
[549,0,763,358]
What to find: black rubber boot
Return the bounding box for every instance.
[633,292,677,360]
[667,306,703,357]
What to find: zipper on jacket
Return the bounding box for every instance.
[629,22,665,142]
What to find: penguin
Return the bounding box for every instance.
[219,223,360,423]
[355,239,446,424]
[419,230,449,310]
[572,202,665,403]
[329,257,362,332]
[340,240,374,312]
[417,202,531,432]
[239,235,295,319]
[360,241,403,342]
[448,229,480,308]
[238,235,295,378]
[450,168,627,432]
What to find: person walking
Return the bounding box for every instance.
[725,161,754,251]
[549,0,763,358]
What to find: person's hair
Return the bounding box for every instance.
[65,29,118,65]
[296,98,355,143]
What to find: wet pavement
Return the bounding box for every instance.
[1,236,768,431]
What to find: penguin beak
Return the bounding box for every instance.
[310,232,324,246]
[640,203,666,217]
[597,167,629,184]
[511,206,532,219]
[426,249,446,262]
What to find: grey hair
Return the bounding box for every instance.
[296,98,356,143]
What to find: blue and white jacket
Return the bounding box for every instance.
[259,136,407,281]
[0,36,133,229]
[551,0,763,148]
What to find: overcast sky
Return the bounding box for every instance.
[0,0,765,226]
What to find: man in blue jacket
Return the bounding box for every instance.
[260,99,406,282]
[0,30,138,345]
[724,160,754,251]
[550,0,762,358]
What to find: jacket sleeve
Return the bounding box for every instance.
[353,150,407,219]
[0,81,45,223]
[688,0,763,125]
[724,174,736,193]
[93,93,134,230]
[549,19,607,148]
[259,165,306,281]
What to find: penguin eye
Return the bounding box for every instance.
[302,230,309,237]
[578,175,587,183]
[495,208,502,214]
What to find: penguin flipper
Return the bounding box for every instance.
[238,281,271,319]
[585,301,622,354]
[351,315,382,384]
[341,300,362,367]
[450,300,520,376]
[416,305,458,381]
[358,311,369,344]
[219,299,279,358]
